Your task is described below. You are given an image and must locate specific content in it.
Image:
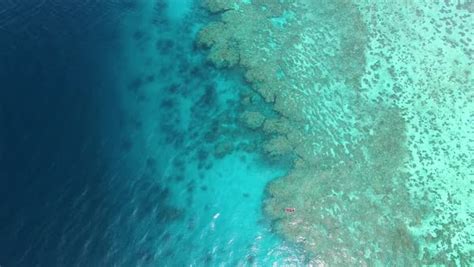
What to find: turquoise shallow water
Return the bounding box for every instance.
[106,0,474,265]
[105,0,301,265]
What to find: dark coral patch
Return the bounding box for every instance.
[160,98,176,109]
[196,149,209,161]
[121,138,133,152]
[128,77,143,93]
[133,30,145,40]
[198,84,217,107]
[146,157,157,168]
[156,38,175,54]
[166,83,180,93]
[173,174,185,182]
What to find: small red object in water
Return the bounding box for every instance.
[285,208,295,213]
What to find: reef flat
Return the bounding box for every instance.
[198,0,473,265]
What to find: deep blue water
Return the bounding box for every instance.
[0,1,296,266]
[0,1,130,266]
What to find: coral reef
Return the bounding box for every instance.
[239,111,265,129]
[263,135,292,158]
[265,107,426,265]
[199,0,473,265]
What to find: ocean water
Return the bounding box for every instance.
[106,1,304,265]
[0,1,130,266]
[1,0,472,266]
[1,0,297,266]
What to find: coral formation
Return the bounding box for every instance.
[263,135,292,158]
[199,0,473,265]
[214,141,234,158]
[239,110,266,129]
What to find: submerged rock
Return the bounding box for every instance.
[214,141,234,158]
